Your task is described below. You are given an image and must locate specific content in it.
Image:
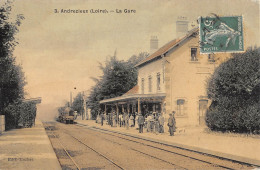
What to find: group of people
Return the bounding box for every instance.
[144,112,165,134]
[98,111,176,136]
[118,113,135,129]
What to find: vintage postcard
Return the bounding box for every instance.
[0,0,259,169]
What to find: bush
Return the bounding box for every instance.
[19,102,37,127]
[206,48,260,134]
[4,101,37,130]
[4,101,21,130]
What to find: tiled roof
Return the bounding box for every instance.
[135,27,199,67]
[123,85,139,96]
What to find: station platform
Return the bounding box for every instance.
[0,120,61,170]
[76,119,260,167]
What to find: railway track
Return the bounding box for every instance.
[54,124,184,169]
[74,123,257,170]
[45,122,257,169]
[67,132,125,170]
[63,130,186,170]
[45,125,81,170]
[45,122,125,170]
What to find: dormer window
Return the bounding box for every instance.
[191,48,198,61]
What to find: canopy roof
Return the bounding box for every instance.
[100,93,165,104]
[22,97,42,104]
[100,85,165,104]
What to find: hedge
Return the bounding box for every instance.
[4,101,37,130]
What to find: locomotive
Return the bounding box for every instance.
[58,107,75,124]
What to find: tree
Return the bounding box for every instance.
[206,47,260,134]
[0,1,25,111]
[58,106,66,115]
[0,1,26,129]
[87,52,148,119]
[72,93,83,114]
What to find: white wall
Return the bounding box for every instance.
[137,59,165,94]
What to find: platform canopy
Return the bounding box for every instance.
[99,93,165,104]
[22,97,42,104]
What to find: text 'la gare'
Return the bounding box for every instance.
[116,9,136,13]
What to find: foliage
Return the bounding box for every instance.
[18,101,37,127]
[72,93,83,114]
[4,101,37,129]
[0,1,29,129]
[206,48,260,134]
[4,101,21,129]
[58,106,66,115]
[87,52,148,119]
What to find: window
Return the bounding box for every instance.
[208,54,215,62]
[191,48,198,61]
[148,76,152,92]
[177,99,185,116]
[141,78,144,94]
[157,73,161,91]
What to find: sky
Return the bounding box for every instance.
[5,0,259,120]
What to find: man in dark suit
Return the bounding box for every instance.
[138,113,145,133]
[168,111,176,136]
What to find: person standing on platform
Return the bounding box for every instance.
[129,114,134,127]
[119,114,122,127]
[158,113,164,133]
[111,112,114,127]
[167,111,176,136]
[138,113,144,133]
[125,114,129,129]
[146,114,151,132]
[113,113,117,127]
[154,112,159,134]
[135,113,139,129]
[106,113,109,126]
[101,113,104,126]
[150,112,155,133]
[134,112,138,127]
[123,112,126,127]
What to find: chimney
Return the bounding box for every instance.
[176,16,189,38]
[150,36,158,54]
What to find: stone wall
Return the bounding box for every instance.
[0,115,5,134]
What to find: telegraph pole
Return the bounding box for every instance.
[70,92,72,107]
[83,91,87,120]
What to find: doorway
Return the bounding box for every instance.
[199,99,208,126]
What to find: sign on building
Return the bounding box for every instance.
[199,16,244,54]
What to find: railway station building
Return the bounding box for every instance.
[99,28,231,128]
[99,46,166,117]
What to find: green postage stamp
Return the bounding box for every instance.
[199,16,244,54]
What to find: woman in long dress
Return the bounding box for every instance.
[129,114,134,127]
[135,113,139,128]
